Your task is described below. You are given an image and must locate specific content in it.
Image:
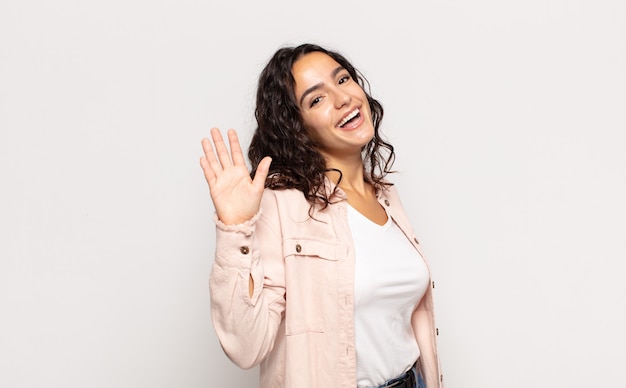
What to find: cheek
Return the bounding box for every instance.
[300,114,320,138]
[300,112,315,131]
[304,110,330,131]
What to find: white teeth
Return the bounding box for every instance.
[339,108,359,127]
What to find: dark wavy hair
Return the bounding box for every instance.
[248,43,395,208]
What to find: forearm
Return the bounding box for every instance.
[209,213,285,369]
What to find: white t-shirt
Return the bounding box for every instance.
[347,204,430,387]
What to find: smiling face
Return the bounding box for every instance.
[292,51,375,161]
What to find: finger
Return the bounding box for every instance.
[227,129,246,166]
[199,156,216,188]
[201,137,223,176]
[252,156,272,191]
[210,127,233,168]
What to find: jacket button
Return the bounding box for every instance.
[432,281,435,289]
[295,244,302,253]
[384,199,390,206]
[436,328,439,335]
[240,246,250,255]
[414,237,419,245]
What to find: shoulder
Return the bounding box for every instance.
[259,188,312,224]
[379,183,412,223]
[261,187,309,208]
[259,188,338,240]
[379,183,402,204]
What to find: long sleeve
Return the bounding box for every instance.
[209,191,286,369]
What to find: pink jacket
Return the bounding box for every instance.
[209,181,444,388]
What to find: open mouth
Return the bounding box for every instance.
[338,108,360,128]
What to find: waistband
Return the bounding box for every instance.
[376,359,422,388]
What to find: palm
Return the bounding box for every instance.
[200,128,271,225]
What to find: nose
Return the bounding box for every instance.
[333,87,351,108]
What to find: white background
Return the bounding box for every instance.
[1,0,625,387]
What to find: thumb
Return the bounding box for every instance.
[252,156,272,189]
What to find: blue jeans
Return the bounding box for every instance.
[375,363,426,388]
[416,372,425,388]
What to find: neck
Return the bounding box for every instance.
[323,152,369,195]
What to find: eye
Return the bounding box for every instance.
[310,96,322,107]
[338,74,351,85]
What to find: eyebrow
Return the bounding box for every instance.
[298,65,346,107]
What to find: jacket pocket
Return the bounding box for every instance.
[283,238,339,335]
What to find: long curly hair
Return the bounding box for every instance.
[248,43,395,208]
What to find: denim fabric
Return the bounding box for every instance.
[374,363,426,388]
[416,371,426,388]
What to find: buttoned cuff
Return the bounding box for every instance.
[213,210,262,269]
[213,210,262,235]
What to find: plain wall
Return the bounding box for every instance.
[1,0,625,387]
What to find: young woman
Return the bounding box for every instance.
[200,43,443,388]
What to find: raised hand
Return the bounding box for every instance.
[200,128,272,225]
